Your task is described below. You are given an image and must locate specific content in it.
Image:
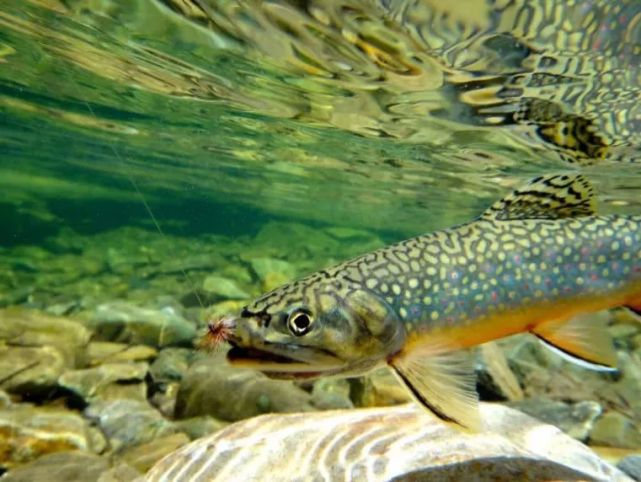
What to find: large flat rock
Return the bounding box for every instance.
[142,403,630,482]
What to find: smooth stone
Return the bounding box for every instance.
[97,463,141,482]
[85,399,177,452]
[119,433,190,473]
[248,257,296,282]
[150,382,180,418]
[618,455,641,481]
[173,416,228,440]
[590,412,641,449]
[0,345,65,395]
[352,367,412,407]
[508,398,602,441]
[0,308,90,367]
[174,355,314,421]
[253,222,339,259]
[143,403,630,482]
[149,348,196,384]
[1,450,109,482]
[87,342,158,365]
[90,302,196,348]
[0,405,98,466]
[59,362,149,403]
[201,276,249,300]
[311,378,353,410]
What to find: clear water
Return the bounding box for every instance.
[1,0,641,478]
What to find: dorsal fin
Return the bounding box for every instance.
[481,174,596,221]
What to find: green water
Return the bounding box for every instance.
[1,0,641,479]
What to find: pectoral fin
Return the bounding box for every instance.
[388,342,480,431]
[532,313,617,371]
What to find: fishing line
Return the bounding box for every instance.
[84,102,206,310]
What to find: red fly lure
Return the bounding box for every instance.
[199,315,236,351]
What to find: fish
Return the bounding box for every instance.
[224,173,641,430]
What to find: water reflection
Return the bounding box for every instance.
[1,0,641,235]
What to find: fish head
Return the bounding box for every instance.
[227,275,406,379]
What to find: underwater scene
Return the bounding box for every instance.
[2,0,641,480]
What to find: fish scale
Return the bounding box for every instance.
[230,173,641,430]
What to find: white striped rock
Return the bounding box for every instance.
[142,403,631,482]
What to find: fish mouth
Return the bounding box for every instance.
[226,342,344,380]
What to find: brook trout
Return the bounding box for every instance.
[225,174,641,429]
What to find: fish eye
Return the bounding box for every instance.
[288,310,313,336]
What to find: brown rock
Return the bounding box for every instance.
[143,403,630,482]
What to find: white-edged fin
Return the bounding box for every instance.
[388,342,480,432]
[480,173,596,221]
[532,313,618,372]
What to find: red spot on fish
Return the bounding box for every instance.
[491,291,498,302]
[581,247,590,256]
[635,266,641,273]
[591,274,598,281]
[545,278,552,286]
[514,255,521,263]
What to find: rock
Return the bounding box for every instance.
[352,367,412,407]
[311,378,353,410]
[173,416,227,440]
[59,362,149,403]
[143,403,630,482]
[89,302,196,348]
[149,348,196,384]
[118,433,190,473]
[248,257,296,285]
[85,399,176,452]
[150,382,180,418]
[1,450,109,482]
[201,276,249,300]
[0,405,99,466]
[97,463,141,482]
[174,355,313,421]
[590,411,641,449]
[508,398,602,441]
[87,342,158,365]
[252,222,339,259]
[0,345,66,396]
[0,308,90,367]
[618,455,641,481]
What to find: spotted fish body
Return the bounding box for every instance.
[228,174,641,429]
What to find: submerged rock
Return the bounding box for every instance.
[508,398,602,442]
[352,367,412,407]
[0,308,90,367]
[118,433,190,473]
[590,411,641,449]
[85,399,176,452]
[617,455,641,482]
[89,302,196,347]
[143,403,630,482]
[0,405,100,466]
[59,362,149,403]
[0,345,66,396]
[201,275,250,300]
[174,355,313,421]
[0,450,109,482]
[87,342,158,365]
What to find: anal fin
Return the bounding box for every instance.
[532,313,617,371]
[388,341,480,431]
